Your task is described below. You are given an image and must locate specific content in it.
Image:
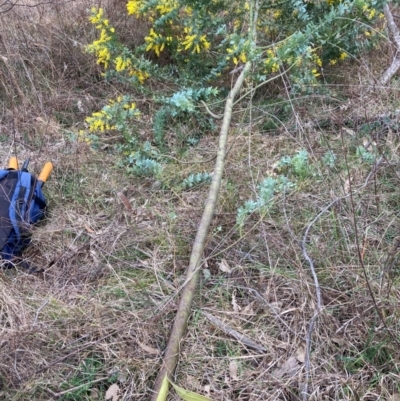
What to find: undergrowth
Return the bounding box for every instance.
[1,1,400,401]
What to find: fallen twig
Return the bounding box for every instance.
[300,200,334,401]
[202,311,267,353]
[200,100,224,120]
[151,61,253,400]
[45,377,109,398]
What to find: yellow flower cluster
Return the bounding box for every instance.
[155,0,177,15]
[145,28,172,56]
[89,7,114,30]
[88,8,149,83]
[123,102,138,111]
[85,97,140,133]
[330,51,348,65]
[311,68,320,78]
[226,47,247,65]
[179,27,211,54]
[114,56,149,83]
[87,8,115,69]
[77,130,92,144]
[87,33,112,68]
[264,48,279,73]
[310,48,322,76]
[264,46,324,78]
[128,0,210,57]
[362,4,376,20]
[115,56,130,72]
[127,0,178,18]
[89,7,105,26]
[289,47,323,78]
[145,25,211,56]
[111,95,137,111]
[258,8,281,37]
[233,19,242,30]
[126,0,146,17]
[85,110,116,132]
[131,69,150,83]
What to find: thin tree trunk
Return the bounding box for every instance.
[150,61,252,400]
[380,3,400,85]
[150,2,260,397]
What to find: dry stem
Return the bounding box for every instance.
[150,60,253,400]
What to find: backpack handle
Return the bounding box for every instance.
[8,157,18,170]
[38,162,53,187]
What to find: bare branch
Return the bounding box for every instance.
[0,0,76,14]
[45,377,109,398]
[200,100,223,120]
[202,311,267,353]
[380,3,400,84]
[150,2,260,399]
[151,59,253,401]
[384,3,400,48]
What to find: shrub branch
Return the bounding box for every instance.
[380,3,400,85]
[151,59,252,401]
[151,3,259,398]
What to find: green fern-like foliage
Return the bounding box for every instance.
[180,172,212,190]
[126,141,162,176]
[131,158,162,176]
[277,149,312,179]
[153,107,170,147]
[153,87,219,149]
[166,87,219,115]
[237,176,294,227]
[322,150,337,168]
[356,145,377,164]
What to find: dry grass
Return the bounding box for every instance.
[1,2,400,401]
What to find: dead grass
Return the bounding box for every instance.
[1,2,400,401]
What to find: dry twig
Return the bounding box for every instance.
[380,3,400,85]
[202,310,267,353]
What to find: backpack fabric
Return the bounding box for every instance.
[0,169,47,266]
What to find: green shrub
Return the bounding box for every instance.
[82,0,386,176]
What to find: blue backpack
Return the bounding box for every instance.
[0,163,48,269]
